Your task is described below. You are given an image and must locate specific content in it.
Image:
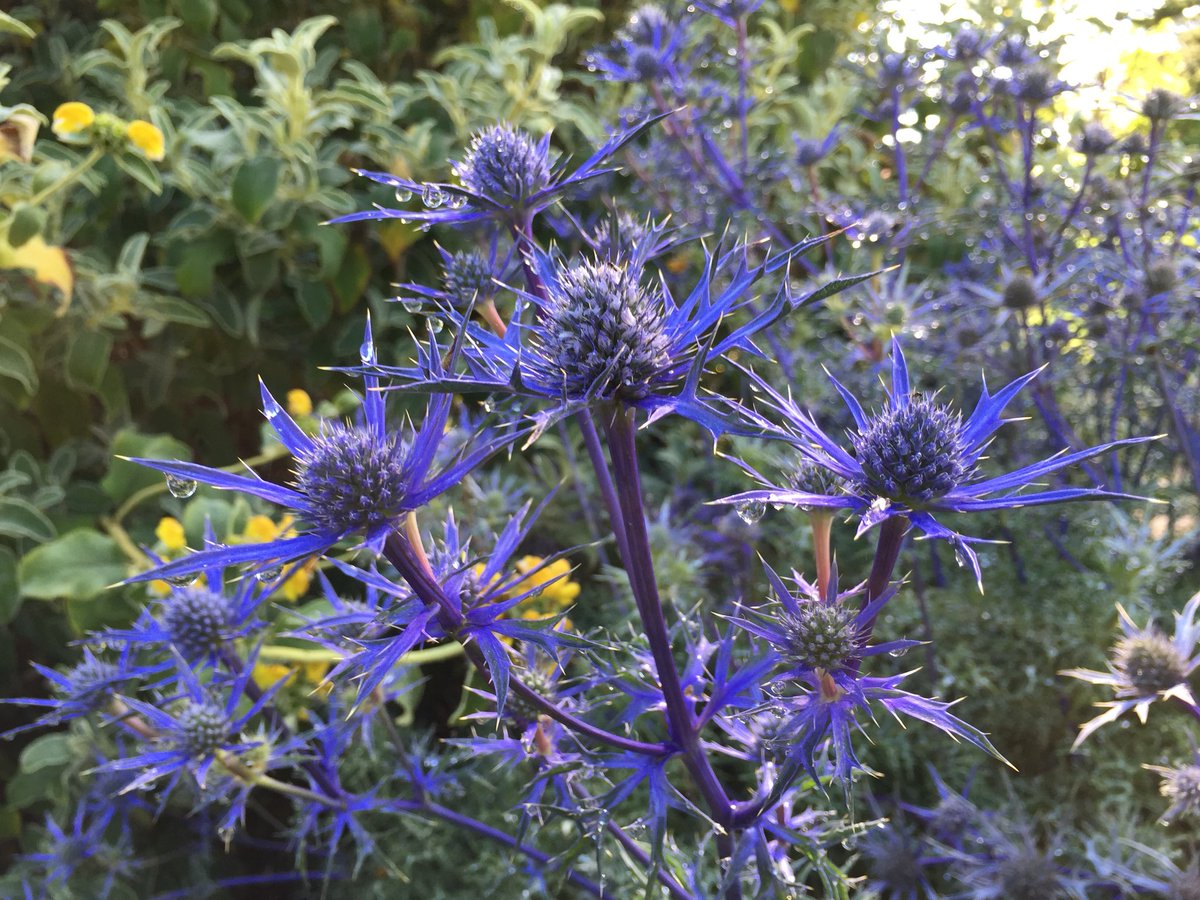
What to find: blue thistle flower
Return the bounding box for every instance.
[123,319,518,584]
[1062,592,1200,747]
[99,659,276,795]
[20,801,132,897]
[333,116,668,229]
[377,235,857,438]
[732,562,1007,786]
[587,5,687,84]
[722,338,1154,586]
[792,128,841,168]
[3,646,149,738]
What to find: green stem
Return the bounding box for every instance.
[26,147,102,207]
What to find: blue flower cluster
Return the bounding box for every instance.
[5,4,1194,897]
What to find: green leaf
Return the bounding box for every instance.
[6,203,46,247]
[231,157,282,224]
[113,151,163,195]
[100,429,191,504]
[18,529,127,601]
[0,496,55,542]
[20,733,72,773]
[138,293,210,327]
[0,332,36,394]
[331,243,370,313]
[174,235,231,297]
[0,12,35,39]
[0,546,20,624]
[65,329,113,390]
[296,280,332,329]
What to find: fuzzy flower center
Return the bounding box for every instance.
[995,854,1061,900]
[442,250,496,307]
[1115,632,1188,695]
[175,699,229,758]
[162,587,233,659]
[789,456,847,498]
[865,835,923,894]
[66,657,119,704]
[456,124,552,204]
[1161,764,1200,818]
[537,260,672,399]
[780,603,860,672]
[293,424,410,536]
[853,396,968,505]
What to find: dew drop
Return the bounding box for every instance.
[888,646,909,658]
[401,299,423,314]
[394,188,413,203]
[166,573,194,587]
[736,499,766,524]
[427,316,444,335]
[359,341,375,364]
[256,565,283,584]
[422,184,446,208]
[166,475,198,499]
[445,193,467,209]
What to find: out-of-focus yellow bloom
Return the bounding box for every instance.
[510,556,580,609]
[252,662,296,690]
[155,516,186,552]
[51,102,94,137]
[243,514,288,543]
[149,579,171,596]
[279,558,315,602]
[303,661,334,696]
[286,389,313,417]
[126,119,164,161]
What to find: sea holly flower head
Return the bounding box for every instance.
[731,563,1003,788]
[722,338,1154,586]
[1063,592,1200,747]
[587,4,687,84]
[1146,753,1200,822]
[124,319,517,584]
[333,115,669,229]
[3,646,147,738]
[729,561,915,678]
[377,233,857,438]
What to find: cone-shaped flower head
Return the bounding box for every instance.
[721,338,1155,587]
[454,124,553,205]
[124,318,519,585]
[1063,591,1200,747]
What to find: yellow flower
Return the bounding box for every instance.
[126,119,164,162]
[243,514,281,543]
[51,102,94,137]
[511,556,580,609]
[149,579,171,596]
[279,558,316,602]
[155,516,186,552]
[303,661,334,696]
[286,389,313,417]
[252,663,296,691]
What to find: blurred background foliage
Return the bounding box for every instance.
[0,0,1197,894]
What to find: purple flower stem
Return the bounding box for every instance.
[861,516,909,635]
[382,532,671,757]
[735,15,751,174]
[393,799,605,897]
[602,407,737,834]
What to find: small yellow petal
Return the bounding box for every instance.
[51,102,94,137]
[280,560,315,602]
[252,663,295,690]
[126,119,164,162]
[286,389,313,417]
[243,514,279,543]
[155,516,186,552]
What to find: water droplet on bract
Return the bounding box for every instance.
[953,548,967,567]
[482,398,495,413]
[166,475,198,499]
[359,341,374,364]
[736,500,765,524]
[166,573,194,587]
[394,188,412,203]
[401,299,423,314]
[256,565,283,585]
[446,193,467,209]
[422,184,446,208]
[888,646,909,658]
[427,316,444,334]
